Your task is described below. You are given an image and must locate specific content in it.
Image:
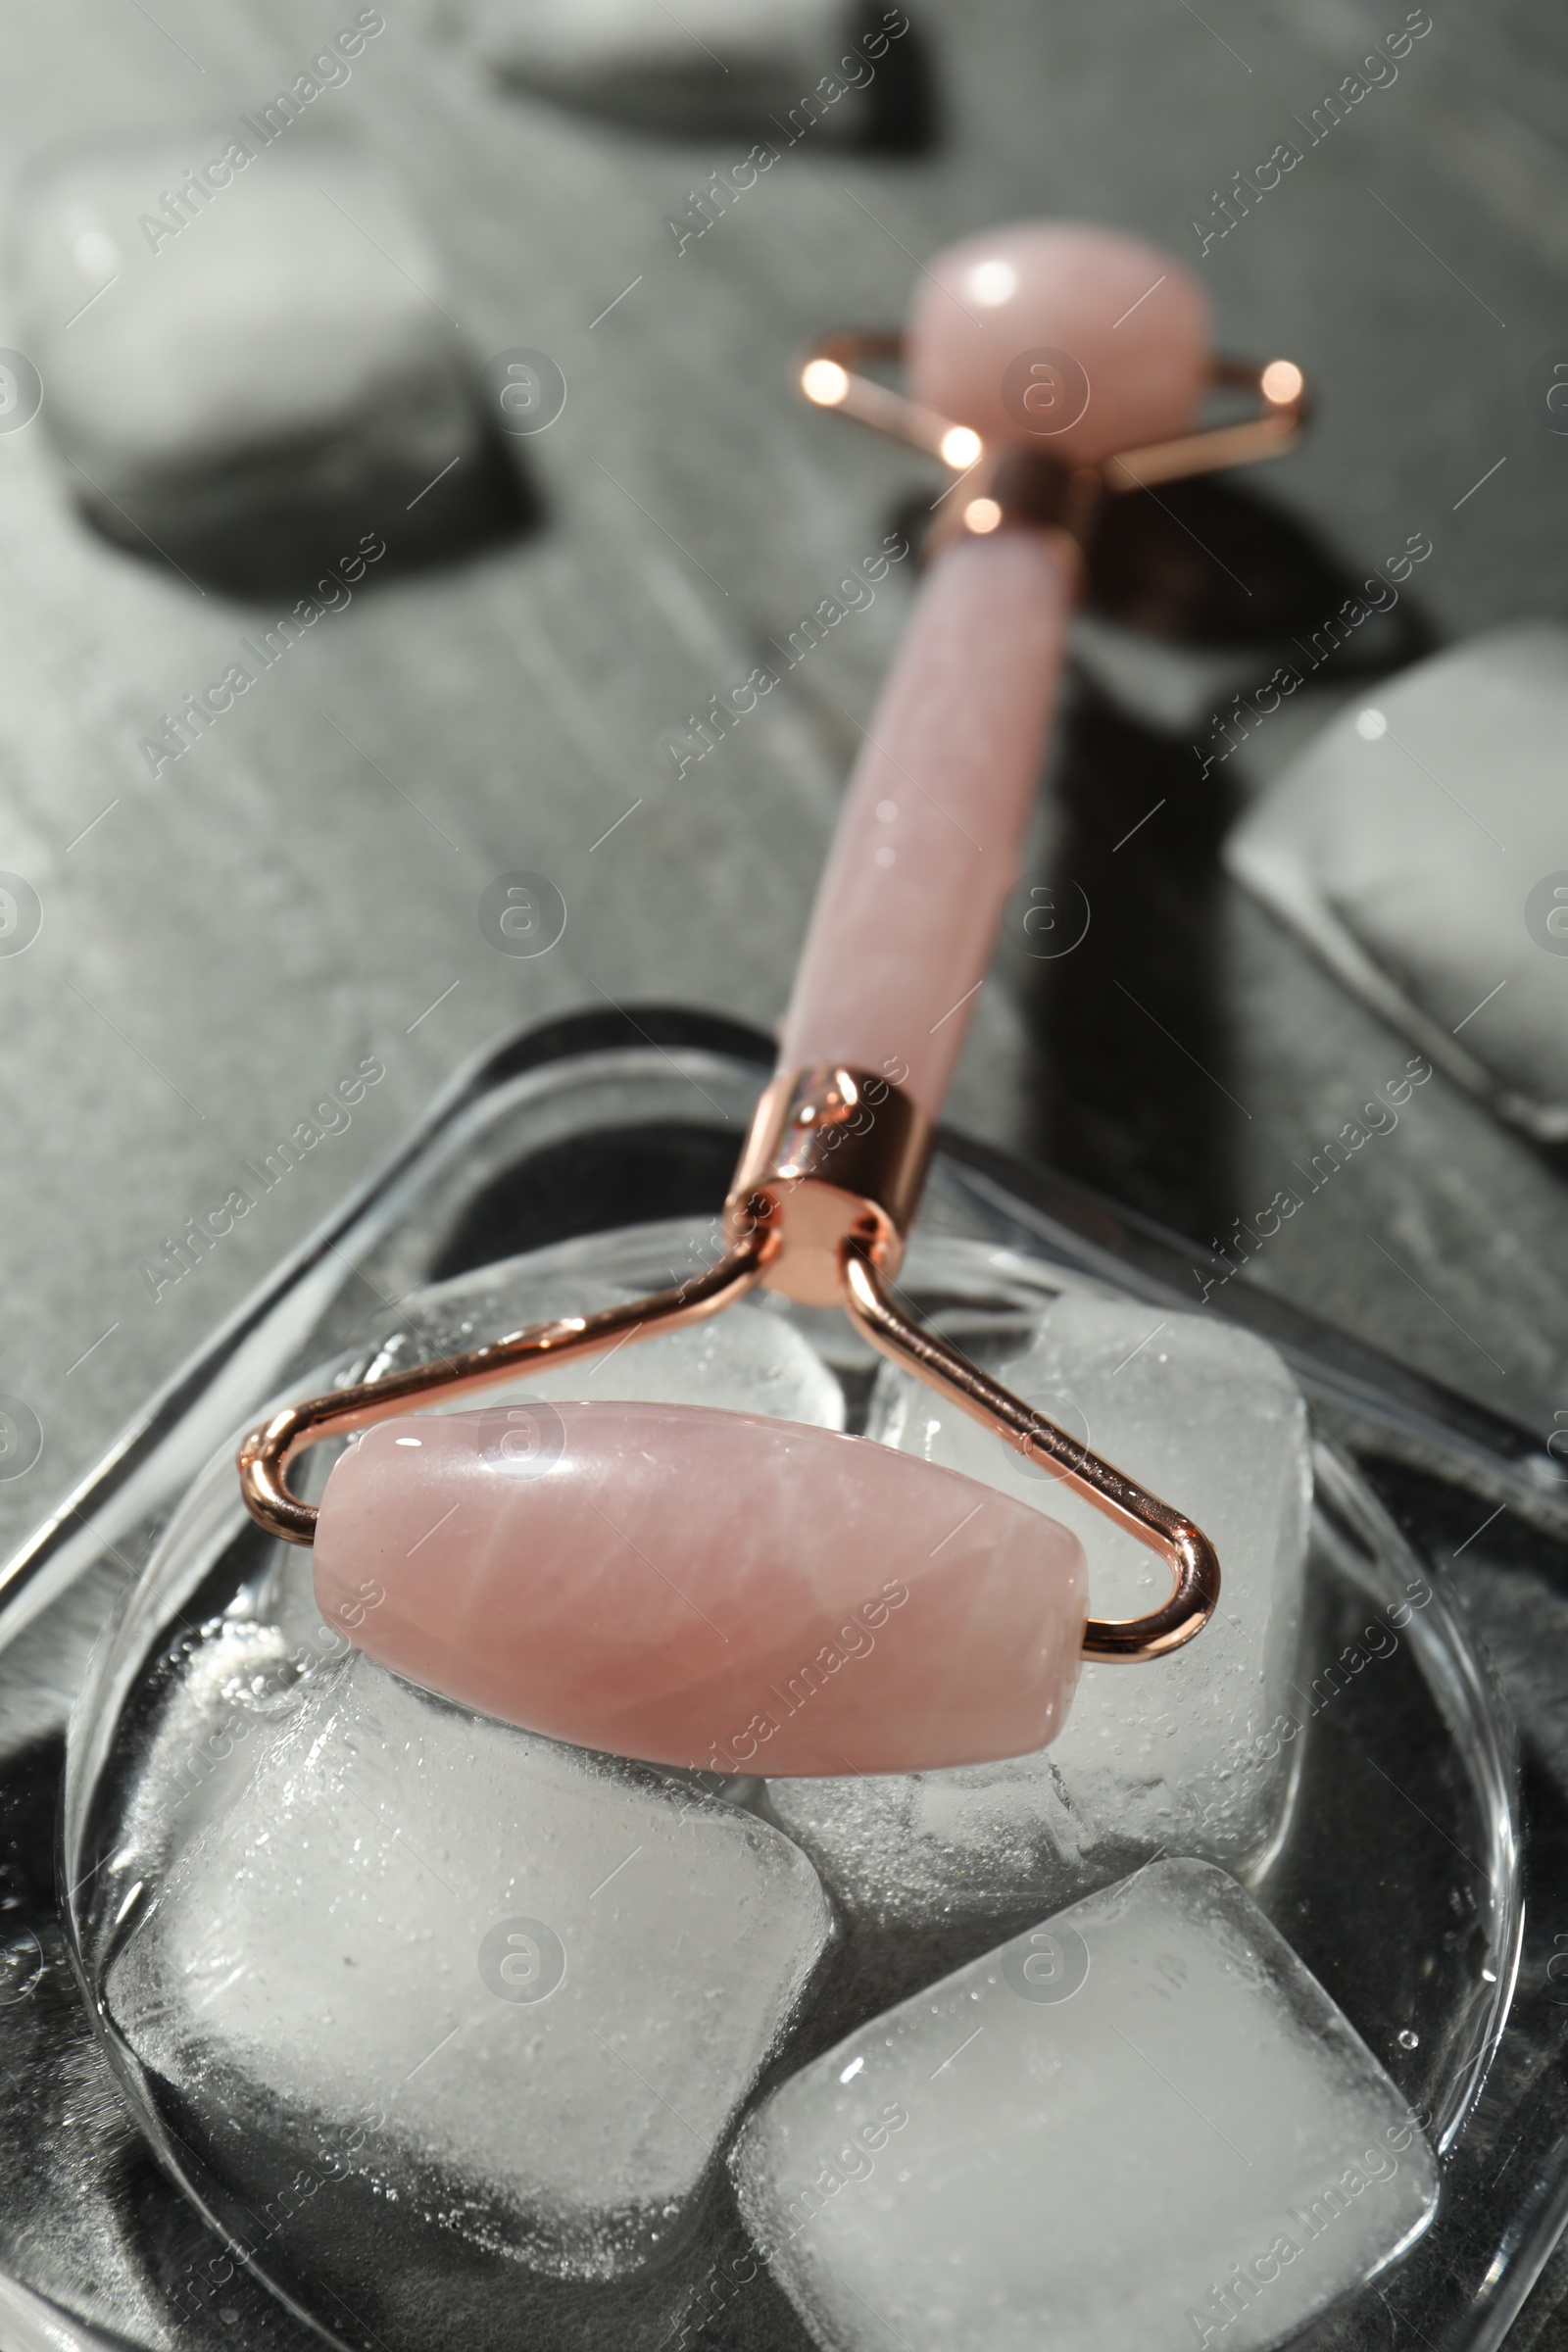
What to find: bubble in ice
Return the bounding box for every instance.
[765,1293,1311,1981]
[733,1860,1438,2352]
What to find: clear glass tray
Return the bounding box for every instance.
[2,1008,1565,2352]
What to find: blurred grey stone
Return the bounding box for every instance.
[470,0,888,142]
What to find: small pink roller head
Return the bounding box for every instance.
[315,1401,1087,1777]
[906,220,1211,466]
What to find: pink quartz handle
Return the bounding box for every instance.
[779,222,1210,1121]
[776,527,1073,1118]
[316,1400,1086,1776]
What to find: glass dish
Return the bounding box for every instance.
[0,1007,1563,2352]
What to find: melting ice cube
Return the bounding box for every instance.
[21,137,475,565]
[1228,625,1568,1136]
[766,1293,1311,1966]
[104,1653,833,2327]
[733,1860,1438,2352]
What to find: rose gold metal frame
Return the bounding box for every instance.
[237,1064,1220,1666]
[800,329,1309,503]
[237,1240,764,1546]
[837,1244,1218,1662]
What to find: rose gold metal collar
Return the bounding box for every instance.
[800,330,1308,487]
[237,1240,765,1547]
[723,1063,932,1305]
[724,1065,1219,1661]
[799,330,1308,560]
[237,1064,1220,1666]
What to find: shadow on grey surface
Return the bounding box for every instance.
[1017,684,1245,1249]
[856,0,941,154]
[891,470,1441,661]
[1086,473,1442,659]
[74,410,544,603]
[484,0,940,156]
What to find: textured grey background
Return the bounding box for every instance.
[0,0,1565,1572]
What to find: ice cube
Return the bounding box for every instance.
[483,1285,848,1429]
[20,135,476,572]
[102,1649,833,2338]
[766,1293,1310,1972]
[1227,625,1568,1140]
[733,1859,1438,2352]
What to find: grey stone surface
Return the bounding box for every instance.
[0,0,1564,1826]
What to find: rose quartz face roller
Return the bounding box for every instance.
[238,221,1309,1779]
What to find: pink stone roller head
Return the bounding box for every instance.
[906,222,1211,467]
[314,1403,1086,1776]
[237,218,1306,1776]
